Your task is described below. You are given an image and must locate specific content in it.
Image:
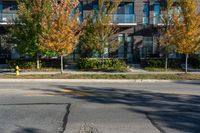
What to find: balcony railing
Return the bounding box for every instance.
[0,12,137,25]
[111,14,135,24]
[0,12,17,24]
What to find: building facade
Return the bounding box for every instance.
[0,0,193,64]
[0,0,18,63]
[77,0,170,63]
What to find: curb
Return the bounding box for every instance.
[0,79,199,83]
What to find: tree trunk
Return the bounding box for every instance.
[165,57,168,71]
[185,54,189,74]
[60,55,64,74]
[36,53,40,69]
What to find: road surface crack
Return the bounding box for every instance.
[60,103,71,133]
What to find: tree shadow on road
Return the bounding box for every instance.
[13,127,48,133]
[30,85,200,133]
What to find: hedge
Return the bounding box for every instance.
[7,59,43,69]
[141,58,181,69]
[189,56,200,69]
[77,58,127,72]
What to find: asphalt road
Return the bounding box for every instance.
[0,81,199,133]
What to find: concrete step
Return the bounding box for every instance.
[128,64,141,69]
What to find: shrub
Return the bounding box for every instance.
[7,59,42,69]
[77,58,127,72]
[146,59,164,68]
[189,56,200,69]
[141,58,181,69]
[41,59,60,68]
[168,60,180,69]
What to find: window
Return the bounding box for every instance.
[140,37,153,58]
[126,36,133,63]
[124,3,134,14]
[113,2,135,23]
[143,2,149,24]
[124,3,134,23]
[118,34,125,58]
[154,2,161,24]
[0,2,2,11]
[3,1,18,11]
[71,2,83,22]
[116,2,134,14]
[78,2,83,22]
[93,1,98,11]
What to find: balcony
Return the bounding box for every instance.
[111,14,136,26]
[0,12,17,25]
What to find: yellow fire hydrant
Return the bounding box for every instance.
[15,66,20,76]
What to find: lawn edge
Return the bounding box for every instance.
[0,79,199,83]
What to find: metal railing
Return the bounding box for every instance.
[111,14,135,23]
[0,12,17,24]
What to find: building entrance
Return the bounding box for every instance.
[118,34,139,64]
[0,35,11,64]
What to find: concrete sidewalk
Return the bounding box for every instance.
[0,70,200,75]
[1,67,200,75]
[0,79,199,84]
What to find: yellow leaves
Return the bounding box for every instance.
[40,0,81,56]
[167,0,200,55]
[159,0,200,55]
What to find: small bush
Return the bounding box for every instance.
[147,59,164,68]
[77,58,127,72]
[7,59,42,69]
[168,60,180,69]
[141,59,181,69]
[189,56,200,69]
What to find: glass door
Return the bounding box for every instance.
[117,34,125,59]
[126,36,133,63]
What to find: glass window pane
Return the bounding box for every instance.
[3,1,17,11]
[116,3,124,14]
[78,2,83,22]
[0,2,3,11]
[118,34,125,58]
[141,37,153,58]
[143,2,149,24]
[93,1,98,11]
[125,3,134,14]
[154,3,161,24]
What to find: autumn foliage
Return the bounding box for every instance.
[39,0,80,56]
[39,0,81,73]
[169,0,200,55]
[162,0,200,73]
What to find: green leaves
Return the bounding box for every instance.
[171,0,200,55]
[79,0,120,57]
[160,0,200,55]
[10,0,53,57]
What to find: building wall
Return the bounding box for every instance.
[0,0,17,62]
[80,0,165,63]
